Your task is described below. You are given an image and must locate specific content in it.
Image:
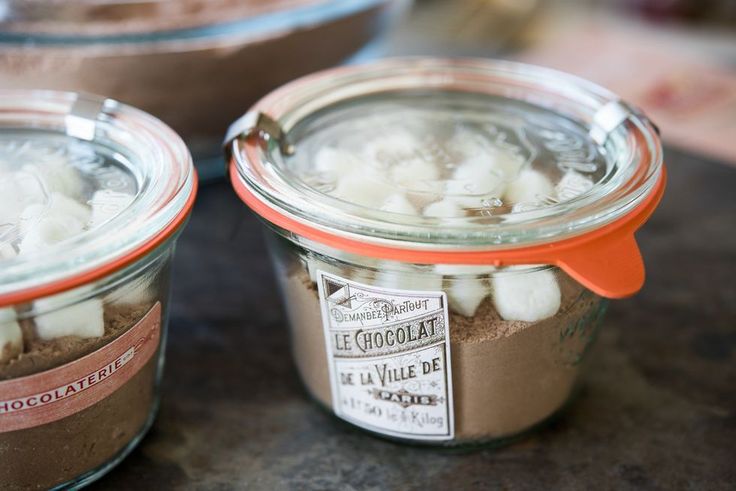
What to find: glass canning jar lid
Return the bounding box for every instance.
[0,90,197,307]
[226,58,665,298]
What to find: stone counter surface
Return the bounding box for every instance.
[93,148,735,490]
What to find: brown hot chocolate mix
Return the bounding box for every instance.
[282,266,603,441]
[0,302,160,490]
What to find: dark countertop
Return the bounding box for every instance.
[94,147,735,490]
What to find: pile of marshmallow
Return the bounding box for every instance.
[309,256,563,323]
[0,150,146,365]
[306,127,596,322]
[314,127,594,216]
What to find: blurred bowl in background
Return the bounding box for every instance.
[0,0,404,180]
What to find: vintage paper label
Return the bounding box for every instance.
[317,271,454,441]
[0,302,161,433]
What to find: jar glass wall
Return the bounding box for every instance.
[265,225,607,445]
[0,89,196,488]
[0,237,180,488]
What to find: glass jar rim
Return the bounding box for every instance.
[227,58,665,299]
[229,58,663,250]
[0,90,197,306]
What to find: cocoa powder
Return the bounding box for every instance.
[0,302,160,490]
[282,265,604,442]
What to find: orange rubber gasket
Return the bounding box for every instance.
[0,171,199,308]
[229,157,666,299]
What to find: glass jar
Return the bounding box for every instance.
[0,0,403,180]
[226,58,665,446]
[0,90,197,488]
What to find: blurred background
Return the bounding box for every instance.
[372,0,736,169]
[1,0,734,179]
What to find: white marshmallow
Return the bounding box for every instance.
[0,242,16,259]
[423,199,464,218]
[433,264,494,317]
[88,190,134,228]
[33,292,105,340]
[19,217,86,254]
[555,170,594,202]
[362,131,422,164]
[473,152,526,184]
[492,268,561,322]
[21,192,90,229]
[447,129,525,180]
[0,170,47,228]
[331,173,392,208]
[493,152,526,182]
[389,156,440,188]
[375,269,443,292]
[0,190,21,229]
[447,127,492,160]
[23,159,84,199]
[314,147,364,178]
[18,193,90,254]
[503,169,554,206]
[380,193,417,215]
[446,159,506,208]
[0,309,23,362]
[446,278,490,317]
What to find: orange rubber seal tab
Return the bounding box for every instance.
[230,156,665,299]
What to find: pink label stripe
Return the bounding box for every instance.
[1,347,135,415]
[0,302,161,433]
